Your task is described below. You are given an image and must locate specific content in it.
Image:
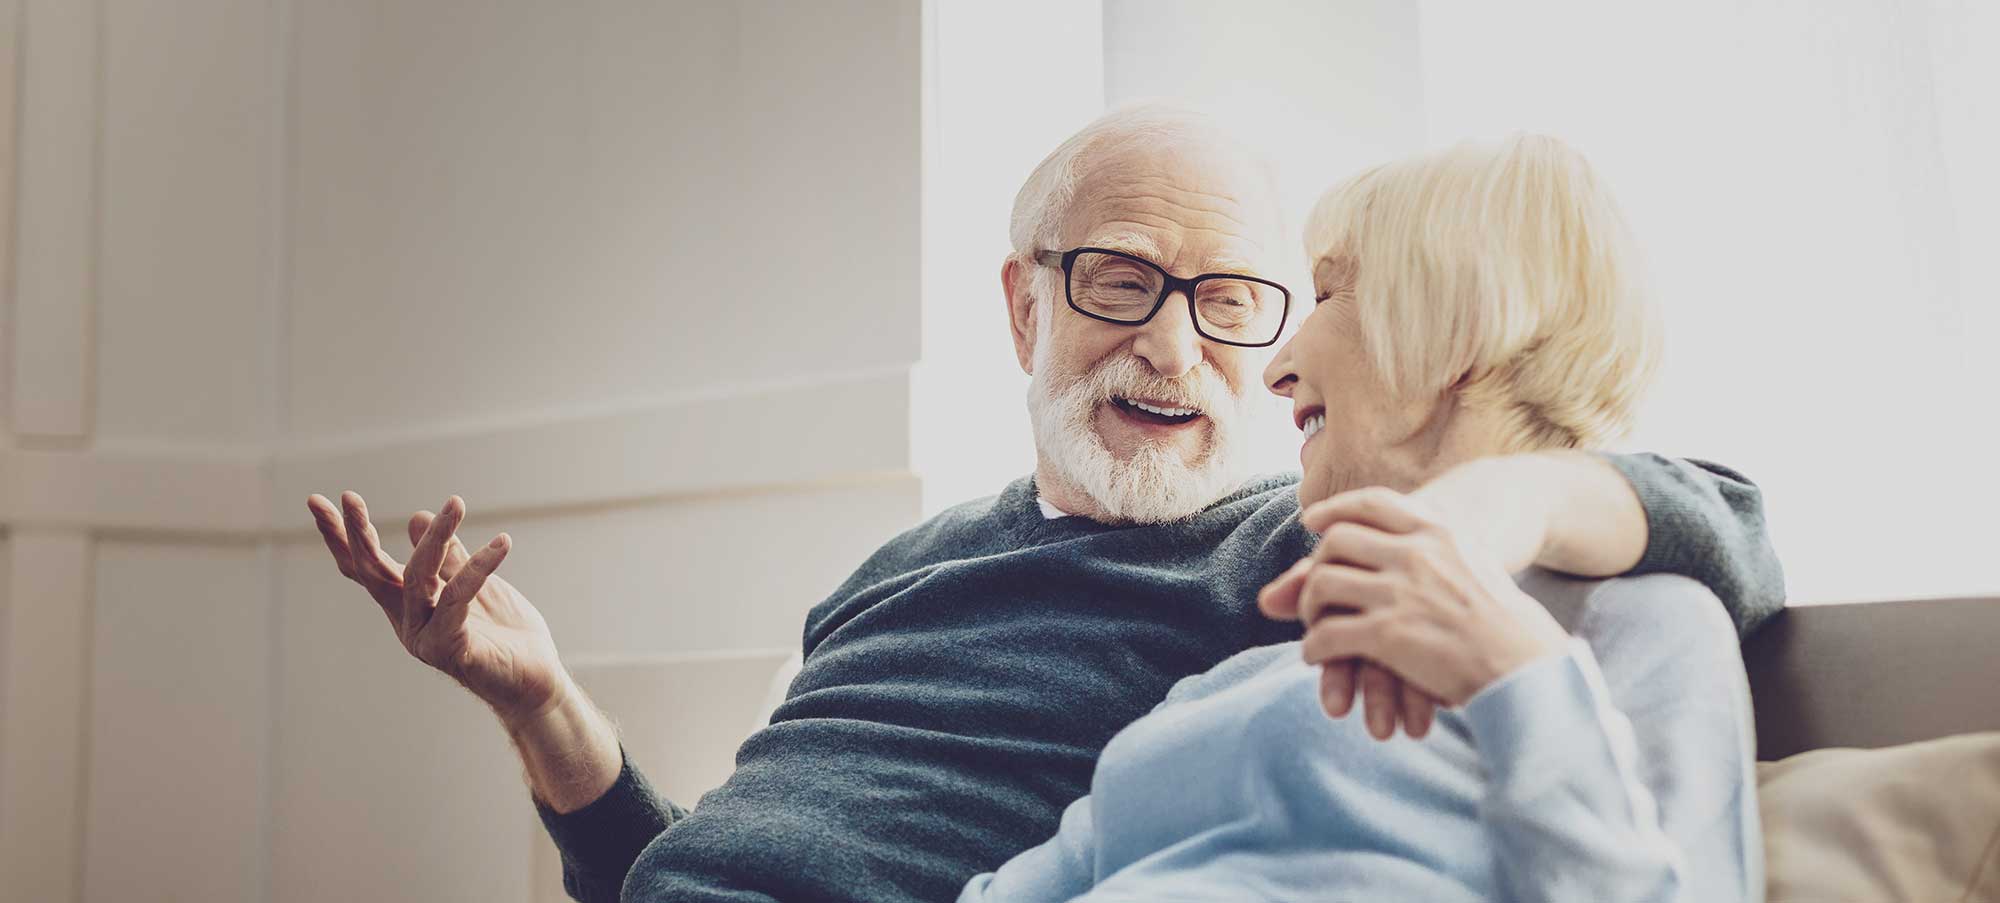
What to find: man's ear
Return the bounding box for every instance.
[1001,257,1037,374]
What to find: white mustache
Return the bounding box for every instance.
[1076,354,1230,413]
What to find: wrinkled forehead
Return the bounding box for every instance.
[1059,137,1283,278]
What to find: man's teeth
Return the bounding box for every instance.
[1127,399,1199,417]
[1301,413,1326,442]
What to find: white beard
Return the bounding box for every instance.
[1027,350,1251,524]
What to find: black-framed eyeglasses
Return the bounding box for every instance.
[1032,247,1292,348]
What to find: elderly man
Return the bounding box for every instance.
[307,107,1782,903]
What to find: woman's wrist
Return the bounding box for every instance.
[1461,588,1572,700]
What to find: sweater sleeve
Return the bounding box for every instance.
[956,794,1098,903]
[1601,453,1786,635]
[533,746,688,903]
[1465,576,1762,903]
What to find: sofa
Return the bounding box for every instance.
[1744,595,2000,758]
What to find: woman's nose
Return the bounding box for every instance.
[1264,336,1298,398]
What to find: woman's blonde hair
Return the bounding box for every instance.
[1303,134,1660,450]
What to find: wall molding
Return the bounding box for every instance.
[10,0,97,440]
[0,367,914,537]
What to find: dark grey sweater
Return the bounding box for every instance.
[537,454,1783,903]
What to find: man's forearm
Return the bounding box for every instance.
[1518,451,1648,577]
[504,674,625,814]
[1415,451,1646,577]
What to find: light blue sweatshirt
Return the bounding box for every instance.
[959,571,1763,903]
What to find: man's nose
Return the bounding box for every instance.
[1264,334,1297,398]
[1131,292,1203,379]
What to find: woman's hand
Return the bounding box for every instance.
[307,492,572,730]
[1263,486,1571,710]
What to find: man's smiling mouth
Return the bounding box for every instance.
[1110,396,1203,426]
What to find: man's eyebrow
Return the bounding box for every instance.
[1086,233,1164,261]
[1085,234,1263,278]
[1201,255,1261,277]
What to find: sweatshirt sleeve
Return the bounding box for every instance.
[1601,453,1786,635]
[956,794,1098,903]
[1463,641,1698,902]
[1464,574,1762,903]
[533,746,688,903]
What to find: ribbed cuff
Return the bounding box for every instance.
[533,746,682,903]
[1461,639,1613,787]
[1600,451,1698,577]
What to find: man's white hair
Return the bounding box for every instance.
[1009,103,1228,257]
[1008,103,1282,311]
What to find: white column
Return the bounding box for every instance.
[913,0,1105,514]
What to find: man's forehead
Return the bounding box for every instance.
[1060,141,1282,273]
[1086,230,1261,276]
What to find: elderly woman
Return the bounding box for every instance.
[959,136,1760,902]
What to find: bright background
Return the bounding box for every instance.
[0,2,1993,901]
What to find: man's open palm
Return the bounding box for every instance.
[307,492,567,727]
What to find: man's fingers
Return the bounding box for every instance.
[307,495,356,578]
[340,492,404,586]
[434,533,511,631]
[408,510,473,580]
[1318,660,1359,718]
[1402,683,1436,739]
[1357,662,1401,741]
[1302,486,1432,536]
[402,497,465,634]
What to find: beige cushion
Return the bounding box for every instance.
[1760,732,2000,902]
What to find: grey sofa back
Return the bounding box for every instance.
[1743,597,2000,760]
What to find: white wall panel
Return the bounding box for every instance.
[10,0,95,440]
[268,367,913,530]
[470,478,921,659]
[82,540,267,903]
[0,530,89,903]
[93,0,273,443]
[285,0,922,441]
[269,538,537,903]
[0,0,19,441]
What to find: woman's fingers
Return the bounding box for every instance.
[1256,558,1311,619]
[1318,660,1359,717]
[1357,662,1401,740]
[1301,486,1433,536]
[1297,562,1393,625]
[1311,521,1403,569]
[432,533,511,635]
[1401,682,1435,739]
[1300,611,1388,665]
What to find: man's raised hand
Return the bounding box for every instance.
[306,491,570,729]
